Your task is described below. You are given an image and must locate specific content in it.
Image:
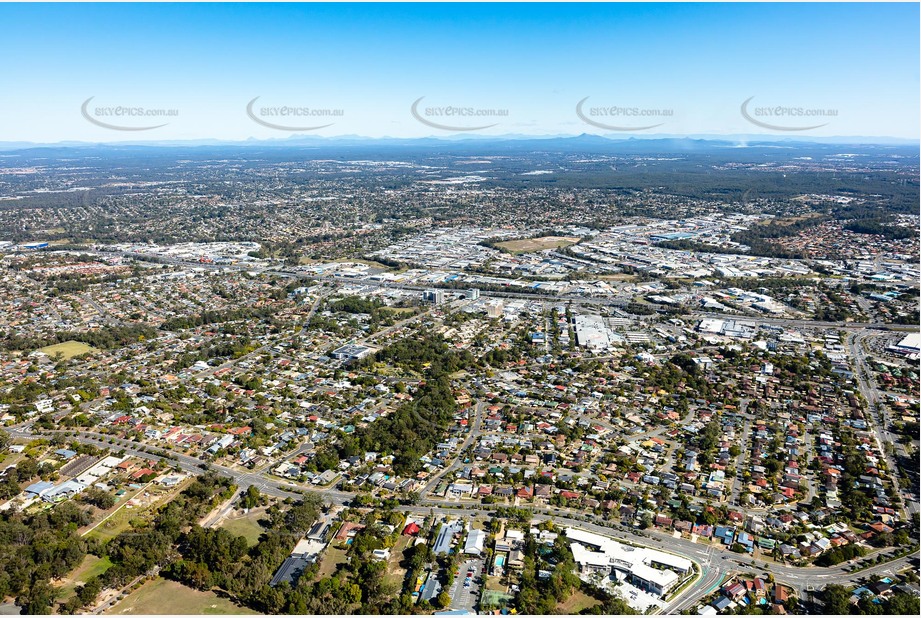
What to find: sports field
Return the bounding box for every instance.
[494,236,580,254]
[37,340,98,359]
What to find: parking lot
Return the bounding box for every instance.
[448,557,483,612]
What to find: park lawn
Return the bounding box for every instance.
[37,340,98,360]
[494,236,581,254]
[103,577,254,615]
[556,589,601,613]
[55,555,113,600]
[219,511,267,546]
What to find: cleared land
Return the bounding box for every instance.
[103,577,253,615]
[218,510,268,546]
[37,340,98,359]
[494,236,581,254]
[383,535,412,589]
[84,482,183,543]
[556,589,601,613]
[313,545,350,581]
[597,273,639,281]
[55,555,113,600]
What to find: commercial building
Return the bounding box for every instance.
[434,520,463,555]
[464,529,486,556]
[423,289,445,305]
[892,333,920,356]
[573,314,613,350]
[630,561,679,596]
[566,527,691,598]
[330,344,374,362]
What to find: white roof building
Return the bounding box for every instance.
[464,529,486,555]
[895,332,920,354]
[565,527,691,596]
[631,561,679,591]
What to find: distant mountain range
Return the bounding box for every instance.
[0,133,917,154]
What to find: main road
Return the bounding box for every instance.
[9,423,917,611]
[848,330,917,517]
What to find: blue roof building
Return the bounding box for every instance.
[24,481,54,497]
[736,531,755,553]
[714,526,736,545]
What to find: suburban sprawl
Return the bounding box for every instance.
[0,140,917,616]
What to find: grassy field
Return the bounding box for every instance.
[103,577,254,615]
[55,555,113,600]
[383,535,412,589]
[84,483,179,543]
[556,589,601,613]
[381,306,418,315]
[494,236,581,254]
[313,545,350,581]
[219,510,267,546]
[37,340,98,359]
[84,502,143,543]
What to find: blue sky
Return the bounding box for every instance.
[0,2,917,142]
